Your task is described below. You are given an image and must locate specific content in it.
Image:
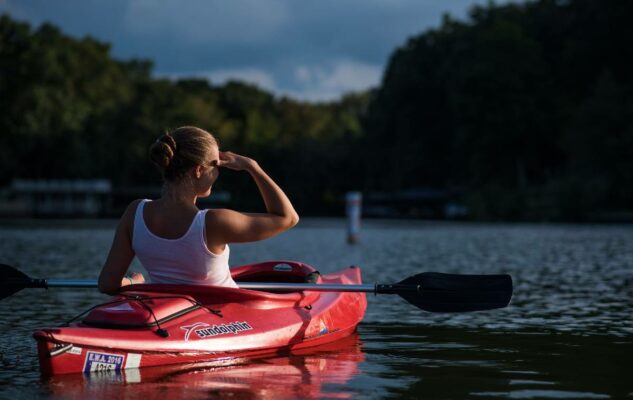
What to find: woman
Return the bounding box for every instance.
[98,126,299,294]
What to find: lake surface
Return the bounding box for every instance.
[1,219,632,399]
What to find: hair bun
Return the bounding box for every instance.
[159,133,177,153]
[149,133,177,169]
[149,126,218,181]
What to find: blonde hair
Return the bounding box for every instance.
[149,126,218,181]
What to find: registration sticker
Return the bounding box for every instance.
[83,351,125,373]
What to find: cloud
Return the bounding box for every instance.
[161,68,278,92]
[288,60,382,101]
[124,0,289,44]
[159,60,381,102]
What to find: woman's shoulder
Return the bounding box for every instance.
[204,207,231,222]
[203,208,240,231]
[120,199,147,223]
[125,199,146,213]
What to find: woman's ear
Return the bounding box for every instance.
[194,165,203,179]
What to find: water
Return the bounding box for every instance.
[1,219,632,399]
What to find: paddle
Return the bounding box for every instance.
[0,264,512,312]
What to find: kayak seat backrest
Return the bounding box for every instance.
[82,293,202,329]
[231,260,319,284]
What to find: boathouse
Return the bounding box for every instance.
[6,179,112,217]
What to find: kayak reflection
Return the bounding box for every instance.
[45,333,364,399]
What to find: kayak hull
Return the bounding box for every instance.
[34,261,367,375]
[44,333,365,399]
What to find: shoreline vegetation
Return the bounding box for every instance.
[1,0,632,222]
[1,216,632,230]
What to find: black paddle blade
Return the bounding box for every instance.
[0,264,32,300]
[396,272,513,312]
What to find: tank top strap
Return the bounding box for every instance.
[133,199,150,234]
[196,208,209,244]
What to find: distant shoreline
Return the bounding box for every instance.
[1,216,632,230]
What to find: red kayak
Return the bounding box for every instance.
[33,261,367,375]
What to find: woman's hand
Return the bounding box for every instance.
[130,272,145,284]
[218,151,256,172]
[121,272,145,287]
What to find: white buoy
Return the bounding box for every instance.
[345,191,362,244]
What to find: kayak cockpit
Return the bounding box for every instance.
[119,260,322,308]
[69,261,322,332]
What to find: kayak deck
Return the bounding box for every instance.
[34,261,367,375]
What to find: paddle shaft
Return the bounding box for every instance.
[35,279,417,294]
[2,264,512,312]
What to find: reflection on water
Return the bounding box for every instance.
[1,219,633,398]
[43,334,364,399]
[360,324,632,399]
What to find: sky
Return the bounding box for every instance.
[1,0,511,102]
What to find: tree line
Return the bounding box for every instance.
[365,0,633,220]
[1,0,632,220]
[0,14,369,214]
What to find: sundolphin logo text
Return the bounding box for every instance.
[181,322,209,342]
[181,321,253,341]
[196,321,253,338]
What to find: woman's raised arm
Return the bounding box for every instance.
[207,152,299,244]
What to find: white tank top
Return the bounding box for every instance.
[132,199,238,288]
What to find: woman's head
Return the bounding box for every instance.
[149,126,219,183]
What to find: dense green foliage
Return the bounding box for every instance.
[1,0,632,220]
[0,15,368,213]
[366,0,633,220]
